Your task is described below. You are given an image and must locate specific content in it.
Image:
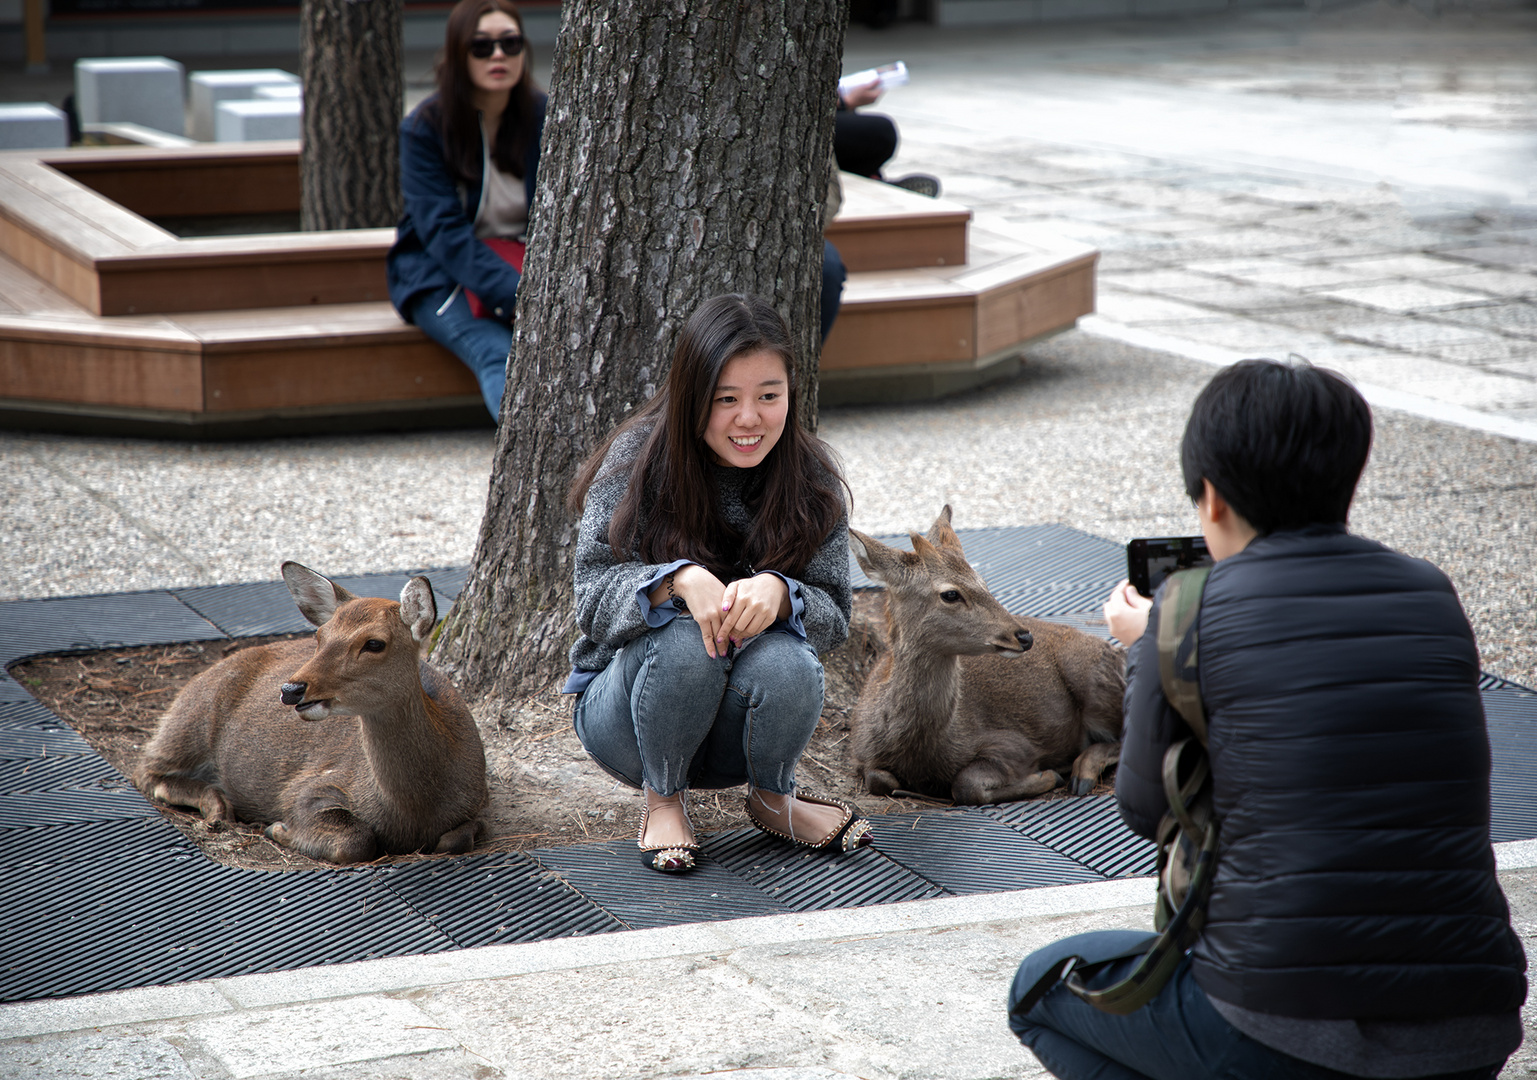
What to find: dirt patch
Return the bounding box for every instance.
[15,593,1097,873]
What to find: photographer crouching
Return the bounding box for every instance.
[1007,359,1526,1079]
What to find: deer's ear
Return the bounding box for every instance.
[927,505,962,551]
[849,529,903,584]
[399,577,438,643]
[910,531,942,563]
[282,562,354,627]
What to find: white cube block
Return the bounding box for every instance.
[0,103,69,150]
[74,57,185,137]
[253,83,302,102]
[188,69,299,142]
[215,98,302,143]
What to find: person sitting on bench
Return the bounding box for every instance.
[1007,359,1526,1080]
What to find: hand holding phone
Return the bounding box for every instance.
[1126,536,1213,599]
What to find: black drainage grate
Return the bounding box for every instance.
[850,523,1123,595]
[529,840,793,930]
[704,827,944,911]
[985,796,1158,879]
[0,754,129,797]
[380,852,625,948]
[0,592,224,665]
[866,809,1106,895]
[0,853,453,1002]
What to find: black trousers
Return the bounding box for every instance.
[834,109,898,178]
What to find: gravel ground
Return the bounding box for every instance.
[822,331,1537,690]
[4,327,1532,689]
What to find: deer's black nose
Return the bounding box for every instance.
[1016,630,1033,651]
[280,682,307,706]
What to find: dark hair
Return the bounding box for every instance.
[432,0,540,183]
[569,295,849,580]
[1180,358,1372,535]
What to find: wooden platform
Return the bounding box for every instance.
[0,144,1097,435]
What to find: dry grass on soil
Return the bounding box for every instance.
[10,593,1113,873]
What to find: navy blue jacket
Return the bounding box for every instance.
[1118,525,1526,1020]
[387,92,547,322]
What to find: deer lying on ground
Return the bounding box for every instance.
[849,507,1125,805]
[135,563,487,864]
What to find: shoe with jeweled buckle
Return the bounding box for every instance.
[745,791,873,853]
[637,794,699,873]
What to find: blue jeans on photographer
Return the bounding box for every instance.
[572,615,824,797]
[405,284,512,422]
[1007,931,1504,1080]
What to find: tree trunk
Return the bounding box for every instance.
[432,0,847,709]
[299,0,403,230]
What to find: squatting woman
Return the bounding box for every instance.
[564,294,871,873]
[387,0,545,421]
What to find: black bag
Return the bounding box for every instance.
[1011,566,1217,1017]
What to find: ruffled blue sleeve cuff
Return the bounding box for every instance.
[758,571,808,640]
[637,559,698,628]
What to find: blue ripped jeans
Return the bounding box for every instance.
[405,284,512,421]
[572,616,825,797]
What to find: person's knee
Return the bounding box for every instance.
[644,618,729,690]
[740,634,824,705]
[1007,930,1159,1038]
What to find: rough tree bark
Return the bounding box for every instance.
[299,0,403,230]
[432,0,848,710]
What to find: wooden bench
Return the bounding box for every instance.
[0,144,1097,435]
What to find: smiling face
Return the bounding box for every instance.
[704,349,790,468]
[467,10,525,96]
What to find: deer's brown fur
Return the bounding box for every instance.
[135,563,488,864]
[850,507,1125,805]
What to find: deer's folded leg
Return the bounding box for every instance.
[138,773,235,825]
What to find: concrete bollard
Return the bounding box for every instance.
[74,57,185,137]
[188,70,300,142]
[0,103,69,150]
[215,99,302,143]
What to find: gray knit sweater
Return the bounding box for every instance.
[566,427,851,686]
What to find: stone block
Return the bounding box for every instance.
[188,69,299,141]
[253,82,303,101]
[215,98,302,143]
[74,57,185,136]
[0,103,68,150]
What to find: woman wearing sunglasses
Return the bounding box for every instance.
[387,0,545,422]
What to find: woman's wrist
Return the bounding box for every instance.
[665,570,688,612]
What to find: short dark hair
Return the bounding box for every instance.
[1180,359,1372,535]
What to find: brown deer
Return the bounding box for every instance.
[135,563,488,864]
[849,507,1125,805]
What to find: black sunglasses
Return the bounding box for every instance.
[468,33,525,59]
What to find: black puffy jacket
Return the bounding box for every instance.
[1118,524,1527,1020]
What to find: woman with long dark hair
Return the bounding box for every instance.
[565,294,869,873]
[387,0,545,421]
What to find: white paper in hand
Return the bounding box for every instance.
[838,61,909,95]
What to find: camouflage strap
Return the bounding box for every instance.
[1013,566,1216,1018]
[1157,566,1211,744]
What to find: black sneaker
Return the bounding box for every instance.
[888,173,941,199]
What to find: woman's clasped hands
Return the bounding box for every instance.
[669,565,791,659]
